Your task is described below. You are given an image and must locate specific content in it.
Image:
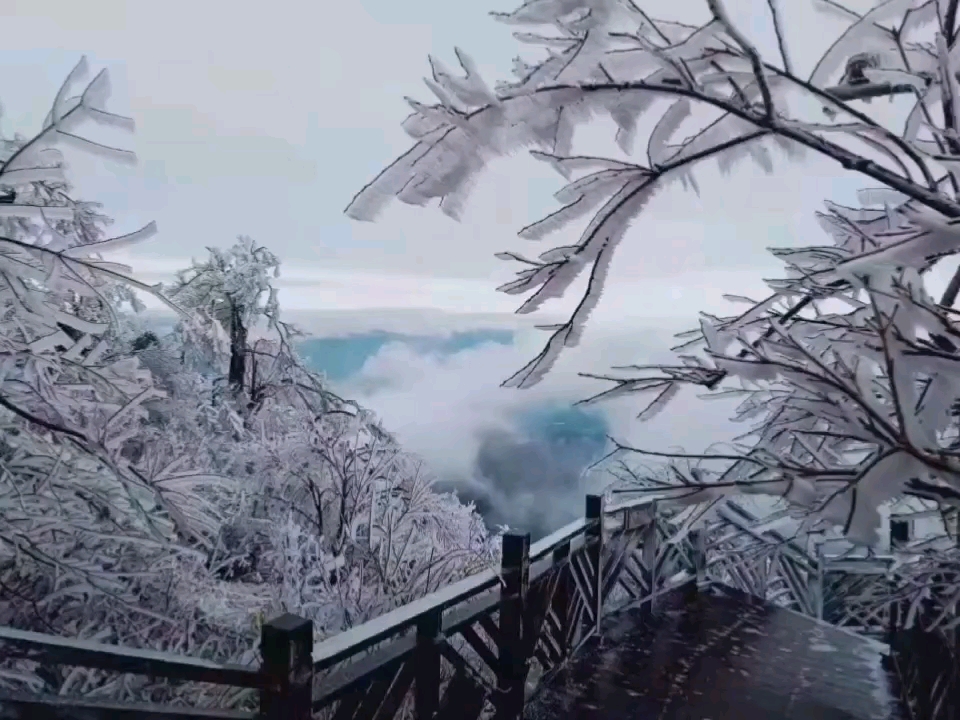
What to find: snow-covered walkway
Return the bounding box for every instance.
[524,584,904,720]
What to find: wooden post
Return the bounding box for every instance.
[947,507,960,546]
[260,613,313,720]
[887,574,900,645]
[689,529,707,589]
[496,532,530,720]
[639,501,659,613]
[415,607,442,719]
[585,494,605,633]
[811,544,824,622]
[551,540,572,661]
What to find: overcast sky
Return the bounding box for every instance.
[1,0,919,327]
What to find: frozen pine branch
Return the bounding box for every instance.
[348,0,960,545]
[348,0,960,390]
[0,60,498,706]
[589,195,960,543]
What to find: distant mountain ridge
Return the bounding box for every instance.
[298,329,513,381]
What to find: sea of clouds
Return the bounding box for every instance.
[287,308,745,539]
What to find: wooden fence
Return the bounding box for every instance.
[0,494,705,720]
[1,492,957,719]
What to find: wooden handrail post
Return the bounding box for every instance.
[415,607,443,719]
[551,540,572,661]
[640,500,659,614]
[689,529,707,589]
[260,613,313,720]
[585,494,605,633]
[811,544,824,622]
[496,531,530,720]
[887,574,900,644]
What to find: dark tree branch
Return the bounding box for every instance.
[0,392,87,442]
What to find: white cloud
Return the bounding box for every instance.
[108,250,778,324]
[325,320,744,533]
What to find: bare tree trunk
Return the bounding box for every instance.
[228,304,247,391]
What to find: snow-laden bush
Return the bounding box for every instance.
[0,59,498,708]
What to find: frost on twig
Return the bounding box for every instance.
[349,0,960,544]
[348,0,960,392]
[0,59,499,705]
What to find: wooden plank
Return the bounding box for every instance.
[823,557,894,574]
[312,570,499,671]
[0,692,254,720]
[458,624,499,678]
[777,555,813,615]
[371,660,415,720]
[603,496,661,517]
[564,597,586,651]
[476,613,501,649]
[618,555,648,598]
[689,530,706,587]
[414,609,442,718]
[600,527,642,605]
[439,639,490,690]
[313,634,417,709]
[533,643,552,672]
[522,571,560,661]
[548,543,571,662]
[534,622,562,670]
[718,502,815,571]
[436,671,486,720]
[566,552,596,626]
[260,614,312,720]
[442,589,500,635]
[0,627,264,690]
[494,533,529,720]
[329,688,364,720]
[584,495,607,633]
[528,519,588,563]
[351,660,401,720]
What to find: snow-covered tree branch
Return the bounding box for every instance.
[347,0,960,542]
[0,59,498,708]
[347,0,960,385]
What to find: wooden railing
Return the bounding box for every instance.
[3,491,956,719]
[307,494,703,720]
[0,614,289,720]
[0,494,704,720]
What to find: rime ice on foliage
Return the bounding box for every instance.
[0,60,497,706]
[349,0,960,543]
[585,190,960,545]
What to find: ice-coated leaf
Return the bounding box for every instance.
[810,0,915,87]
[636,381,681,421]
[861,67,930,93]
[529,149,639,178]
[647,98,691,167]
[845,452,921,544]
[857,187,909,207]
[0,205,73,221]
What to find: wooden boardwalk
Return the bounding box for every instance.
[525,585,906,720]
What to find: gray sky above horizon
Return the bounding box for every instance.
[0,0,916,327]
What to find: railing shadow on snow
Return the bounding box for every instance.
[0,492,957,719]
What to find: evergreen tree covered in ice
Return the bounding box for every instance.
[0,60,497,708]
